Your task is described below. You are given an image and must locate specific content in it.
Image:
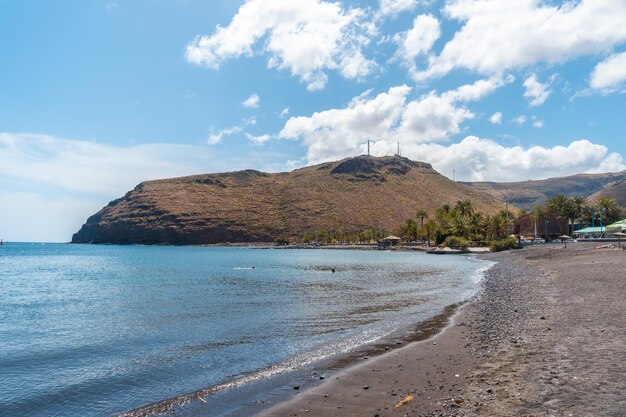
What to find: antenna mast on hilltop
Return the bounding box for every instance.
[397,141,400,157]
[367,140,370,156]
[453,169,456,182]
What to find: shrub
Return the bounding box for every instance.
[489,237,519,252]
[444,236,470,250]
[435,230,453,245]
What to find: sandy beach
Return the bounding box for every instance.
[256,243,626,417]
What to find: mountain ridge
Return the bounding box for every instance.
[463,171,626,210]
[72,155,504,245]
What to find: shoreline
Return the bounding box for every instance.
[114,251,488,417]
[251,242,626,416]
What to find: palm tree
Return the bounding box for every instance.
[451,215,469,238]
[547,194,574,234]
[416,210,428,229]
[468,212,485,241]
[454,200,474,218]
[487,213,508,240]
[423,220,438,247]
[596,196,623,224]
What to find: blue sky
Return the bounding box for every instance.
[2,0,626,242]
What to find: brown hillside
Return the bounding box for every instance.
[465,171,626,210]
[587,179,626,206]
[72,156,506,245]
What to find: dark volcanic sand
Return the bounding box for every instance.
[255,243,626,417]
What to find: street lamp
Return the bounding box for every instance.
[545,219,549,242]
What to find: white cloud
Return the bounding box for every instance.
[208,126,242,145]
[0,133,213,196]
[280,85,411,162]
[208,117,257,144]
[403,137,626,182]
[523,74,552,106]
[0,133,295,242]
[279,107,290,118]
[514,115,527,125]
[378,0,419,17]
[242,93,260,108]
[186,0,376,90]
[398,14,441,74]
[590,51,626,91]
[245,133,273,145]
[414,0,626,80]
[489,112,502,124]
[531,116,544,128]
[279,76,512,163]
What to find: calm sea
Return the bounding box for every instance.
[0,243,491,417]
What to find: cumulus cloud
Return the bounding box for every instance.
[414,0,626,80]
[280,85,411,162]
[489,112,503,124]
[523,74,552,106]
[280,107,290,118]
[590,51,626,92]
[186,0,376,90]
[397,14,441,74]
[378,0,419,17]
[403,137,625,182]
[242,93,260,108]
[279,76,513,163]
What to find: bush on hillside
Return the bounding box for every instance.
[444,236,470,250]
[489,237,519,252]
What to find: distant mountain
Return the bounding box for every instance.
[587,179,626,207]
[464,171,626,210]
[72,156,505,245]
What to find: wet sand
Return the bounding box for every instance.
[256,243,626,416]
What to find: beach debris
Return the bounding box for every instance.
[293,385,300,390]
[393,394,414,408]
[196,395,207,403]
[363,385,369,390]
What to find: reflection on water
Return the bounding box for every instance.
[0,244,490,417]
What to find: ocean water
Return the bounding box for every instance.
[0,243,491,417]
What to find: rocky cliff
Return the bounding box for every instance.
[72,156,505,245]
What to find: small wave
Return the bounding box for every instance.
[116,329,391,417]
[471,260,497,283]
[233,267,255,270]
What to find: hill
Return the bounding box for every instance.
[587,179,626,206]
[72,156,505,245]
[464,171,626,210]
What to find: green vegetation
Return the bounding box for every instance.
[443,236,470,250]
[490,237,519,252]
[530,194,625,234]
